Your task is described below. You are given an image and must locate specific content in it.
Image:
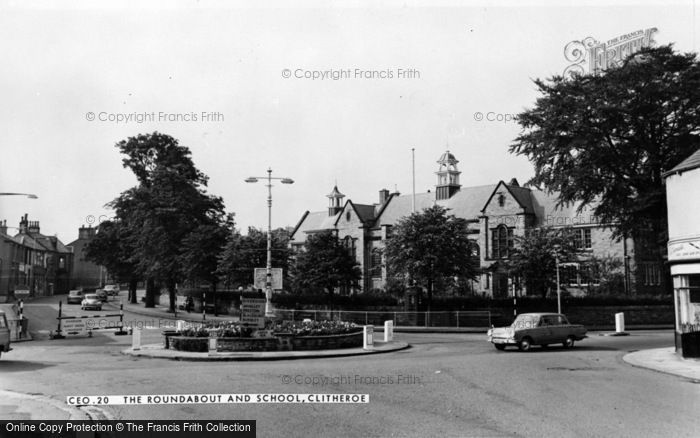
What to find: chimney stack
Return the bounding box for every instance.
[19,214,28,234]
[379,189,390,205]
[28,220,40,234]
[0,219,7,235]
[79,225,96,240]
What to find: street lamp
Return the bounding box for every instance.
[553,244,561,314]
[245,168,294,316]
[0,193,38,199]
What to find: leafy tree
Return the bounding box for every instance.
[384,205,478,312]
[109,132,229,311]
[581,254,626,296]
[84,219,141,304]
[290,230,361,312]
[217,227,290,289]
[505,227,580,298]
[511,45,700,287]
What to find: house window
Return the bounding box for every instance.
[560,264,579,286]
[642,262,660,286]
[491,225,513,259]
[573,229,592,250]
[370,249,382,278]
[471,243,480,261]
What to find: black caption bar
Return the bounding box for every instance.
[0,420,256,438]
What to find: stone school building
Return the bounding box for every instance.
[289,151,663,298]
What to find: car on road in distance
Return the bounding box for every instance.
[67,289,84,304]
[81,294,102,311]
[103,284,120,296]
[487,313,587,352]
[94,289,108,302]
[0,311,11,359]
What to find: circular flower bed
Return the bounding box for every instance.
[169,320,363,352]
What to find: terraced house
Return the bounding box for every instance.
[289,151,663,297]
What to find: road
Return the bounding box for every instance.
[1,295,698,437]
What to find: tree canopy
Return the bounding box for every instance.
[505,227,580,298]
[511,45,700,242]
[290,230,361,310]
[384,205,478,311]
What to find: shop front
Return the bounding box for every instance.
[665,149,700,358]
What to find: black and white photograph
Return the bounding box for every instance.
[1,1,699,437]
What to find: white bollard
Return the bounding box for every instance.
[208,337,218,355]
[384,321,394,342]
[615,312,625,333]
[132,327,142,351]
[176,320,186,332]
[363,325,374,350]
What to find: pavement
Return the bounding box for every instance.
[623,347,700,381]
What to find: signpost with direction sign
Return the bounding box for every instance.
[253,268,283,291]
[240,297,266,328]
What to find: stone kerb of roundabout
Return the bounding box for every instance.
[124,320,408,360]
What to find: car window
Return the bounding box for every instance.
[512,315,539,329]
[0,316,6,328]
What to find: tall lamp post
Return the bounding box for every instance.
[553,244,562,314]
[245,168,294,316]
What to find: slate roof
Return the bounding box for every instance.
[664,148,700,176]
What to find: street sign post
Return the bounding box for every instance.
[253,268,283,291]
[240,298,266,328]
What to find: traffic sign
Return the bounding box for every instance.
[240,298,266,328]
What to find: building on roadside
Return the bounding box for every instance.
[664,148,700,358]
[67,225,106,290]
[290,150,663,297]
[0,215,73,301]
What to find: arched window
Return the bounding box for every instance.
[491,225,513,259]
[471,243,480,261]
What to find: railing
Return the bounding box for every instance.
[273,310,492,328]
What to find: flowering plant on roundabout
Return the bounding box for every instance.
[177,320,361,338]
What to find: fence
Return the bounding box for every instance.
[273,310,492,328]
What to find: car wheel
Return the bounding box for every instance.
[518,337,532,352]
[494,344,506,351]
[563,336,575,349]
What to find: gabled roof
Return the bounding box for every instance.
[480,181,535,214]
[664,148,700,177]
[289,210,340,243]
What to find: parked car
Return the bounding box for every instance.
[487,313,587,351]
[103,284,120,296]
[0,311,11,359]
[94,289,108,302]
[81,294,102,311]
[67,289,84,304]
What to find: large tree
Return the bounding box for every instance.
[108,132,229,311]
[505,227,580,298]
[511,45,700,261]
[290,230,361,311]
[384,205,478,312]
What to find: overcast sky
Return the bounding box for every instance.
[0,0,697,243]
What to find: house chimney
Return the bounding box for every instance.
[0,220,7,235]
[78,225,96,240]
[508,178,520,187]
[19,214,28,234]
[379,189,390,205]
[28,220,40,234]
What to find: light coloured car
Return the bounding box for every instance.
[487,313,587,351]
[0,311,11,359]
[67,289,84,304]
[103,284,120,296]
[81,294,102,311]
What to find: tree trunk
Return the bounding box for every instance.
[129,278,138,304]
[145,278,156,308]
[167,281,176,313]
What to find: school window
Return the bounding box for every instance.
[370,248,382,278]
[491,225,513,259]
[573,228,592,250]
[642,262,660,286]
[344,236,357,260]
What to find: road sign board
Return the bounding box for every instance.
[62,318,88,335]
[253,268,283,290]
[240,298,266,328]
